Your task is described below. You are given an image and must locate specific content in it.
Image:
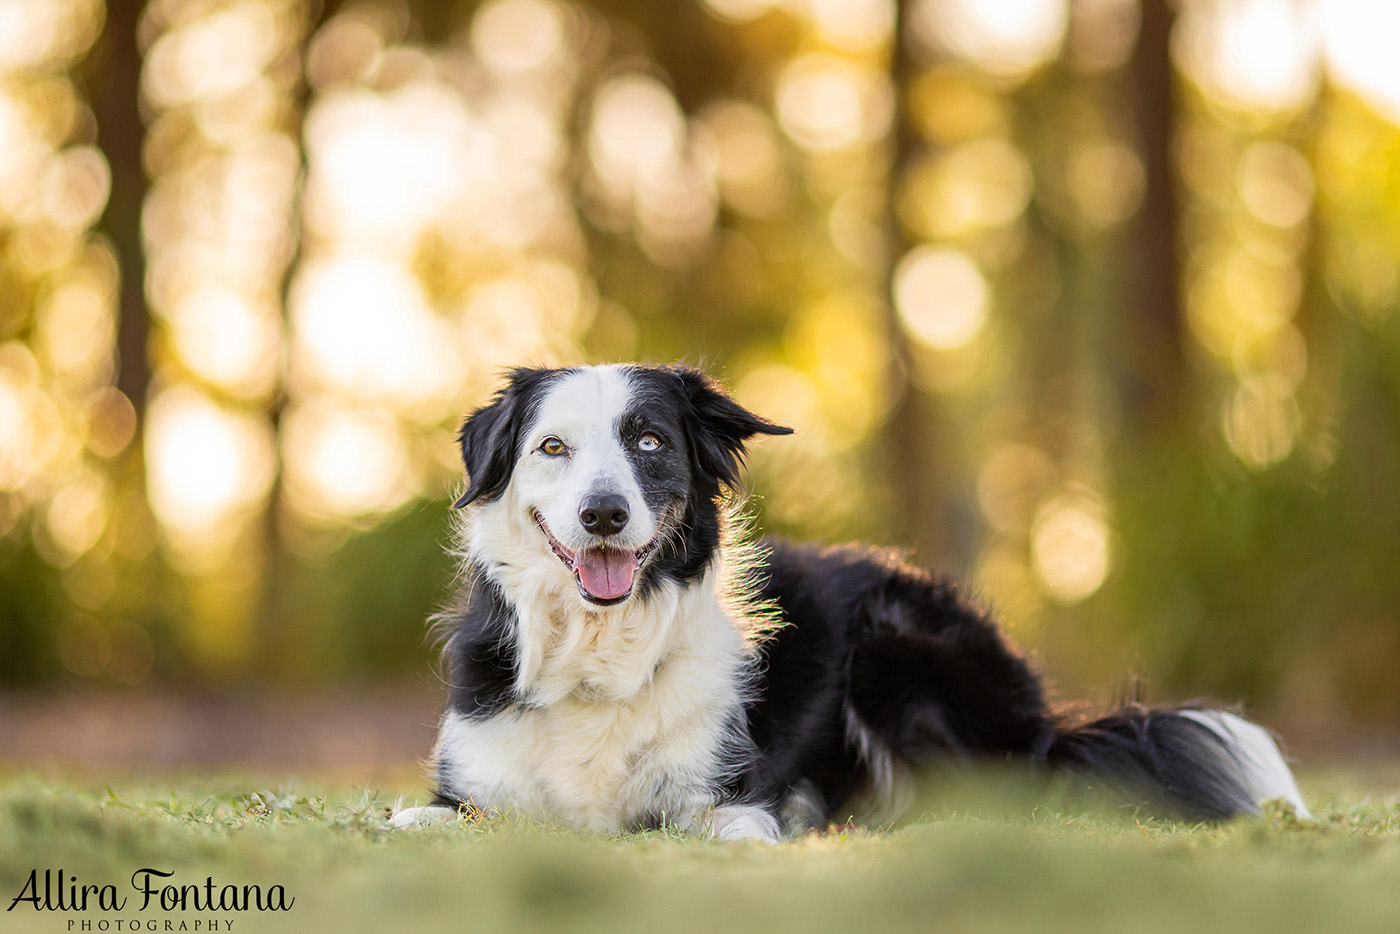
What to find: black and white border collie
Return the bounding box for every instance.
[391,364,1309,841]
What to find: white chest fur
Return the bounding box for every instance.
[432,569,752,833]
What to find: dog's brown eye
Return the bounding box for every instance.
[638,433,662,452]
[540,437,567,456]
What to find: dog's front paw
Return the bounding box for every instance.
[388,805,458,829]
[708,805,781,843]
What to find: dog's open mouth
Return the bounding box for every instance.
[532,510,663,606]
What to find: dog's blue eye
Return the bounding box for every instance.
[638,433,662,452]
[539,437,567,456]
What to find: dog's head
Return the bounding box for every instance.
[453,364,791,607]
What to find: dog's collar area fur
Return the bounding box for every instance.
[531,508,666,606]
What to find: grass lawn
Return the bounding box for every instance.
[2,767,1398,934]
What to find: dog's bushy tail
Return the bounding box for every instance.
[1043,704,1310,821]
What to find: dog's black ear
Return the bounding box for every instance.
[670,365,792,490]
[452,368,554,508]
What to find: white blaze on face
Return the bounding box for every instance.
[512,366,660,602]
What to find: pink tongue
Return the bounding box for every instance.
[574,548,638,601]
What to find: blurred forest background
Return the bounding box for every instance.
[2,0,1399,745]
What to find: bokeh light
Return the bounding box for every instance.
[303,81,480,244]
[910,0,1069,79]
[899,139,1034,240]
[893,246,989,350]
[290,256,455,408]
[167,287,281,399]
[1320,0,1400,122]
[145,386,276,562]
[471,0,566,75]
[977,443,1056,534]
[1238,141,1313,228]
[0,0,102,72]
[700,101,789,217]
[775,54,891,154]
[1030,488,1111,604]
[1174,0,1318,113]
[589,75,686,196]
[281,402,414,519]
[287,0,593,528]
[1063,140,1145,229]
[0,0,121,602]
[1224,374,1301,469]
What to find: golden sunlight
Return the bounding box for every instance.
[1320,0,1400,122]
[910,0,1068,79]
[281,401,413,520]
[0,0,101,72]
[142,1,281,107]
[893,245,990,350]
[303,82,479,246]
[804,0,895,52]
[1030,487,1111,604]
[899,138,1033,239]
[1175,0,1318,113]
[588,74,686,195]
[168,287,280,400]
[775,54,889,154]
[140,0,304,565]
[1237,141,1313,229]
[1224,374,1300,469]
[145,387,276,551]
[471,0,566,75]
[700,101,788,217]
[290,256,457,412]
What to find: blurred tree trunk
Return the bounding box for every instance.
[93,0,148,415]
[881,0,954,566]
[407,0,458,43]
[586,0,751,111]
[1126,0,1185,421]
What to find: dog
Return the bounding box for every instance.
[390,364,1309,840]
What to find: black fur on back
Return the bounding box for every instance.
[745,540,1277,824]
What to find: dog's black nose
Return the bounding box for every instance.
[579,493,630,537]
